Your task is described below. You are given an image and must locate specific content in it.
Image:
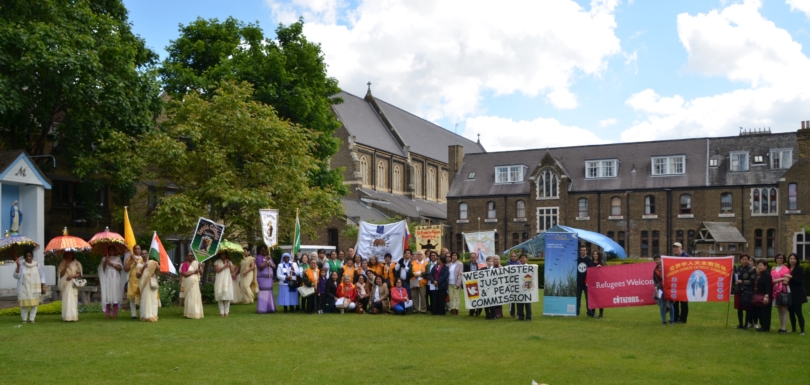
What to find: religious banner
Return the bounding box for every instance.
[414,225,442,254]
[662,256,733,302]
[259,209,279,248]
[354,220,409,262]
[543,232,578,316]
[463,231,495,267]
[586,262,657,309]
[463,264,539,309]
[190,217,225,263]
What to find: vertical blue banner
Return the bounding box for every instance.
[543,232,579,316]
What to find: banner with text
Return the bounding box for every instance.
[662,256,734,302]
[414,225,442,254]
[586,262,657,309]
[190,217,225,263]
[463,231,496,267]
[463,265,539,309]
[354,220,409,262]
[259,209,279,248]
[543,232,578,316]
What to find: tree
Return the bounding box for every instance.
[0,0,162,166]
[158,17,345,195]
[77,80,343,243]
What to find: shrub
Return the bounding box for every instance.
[201,282,215,304]
[159,275,180,306]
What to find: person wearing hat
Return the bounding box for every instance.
[671,242,690,324]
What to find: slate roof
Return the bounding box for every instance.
[332,91,485,163]
[342,198,390,224]
[359,188,447,220]
[707,132,796,186]
[700,222,747,243]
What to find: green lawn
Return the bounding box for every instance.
[0,294,806,385]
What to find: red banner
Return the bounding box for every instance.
[661,256,733,302]
[586,262,657,309]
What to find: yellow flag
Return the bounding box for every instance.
[123,206,136,251]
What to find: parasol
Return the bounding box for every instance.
[45,228,91,256]
[218,240,245,257]
[0,232,39,261]
[89,227,128,256]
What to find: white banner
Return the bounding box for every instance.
[354,220,409,262]
[463,231,496,267]
[463,265,539,309]
[259,209,278,247]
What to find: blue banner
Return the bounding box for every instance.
[543,232,579,316]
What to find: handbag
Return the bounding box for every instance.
[354,303,365,314]
[753,294,768,307]
[298,286,315,298]
[776,287,792,306]
[288,278,300,292]
[72,278,87,288]
[150,276,159,290]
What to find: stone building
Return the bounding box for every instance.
[446,122,810,259]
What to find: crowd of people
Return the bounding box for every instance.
[9,243,806,333]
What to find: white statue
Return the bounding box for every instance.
[10,201,22,234]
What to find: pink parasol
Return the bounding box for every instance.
[89,227,128,257]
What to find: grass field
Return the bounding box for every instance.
[1,293,807,385]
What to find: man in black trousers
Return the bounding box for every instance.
[576,245,595,317]
[516,254,533,321]
[464,253,482,316]
[671,242,690,323]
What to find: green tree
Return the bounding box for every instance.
[159,17,345,195]
[77,80,343,243]
[0,0,162,165]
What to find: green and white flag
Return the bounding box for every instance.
[293,209,301,256]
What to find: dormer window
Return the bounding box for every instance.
[651,155,685,175]
[730,151,748,171]
[467,172,476,179]
[495,165,524,183]
[709,159,719,167]
[753,155,764,164]
[585,159,617,178]
[771,149,792,169]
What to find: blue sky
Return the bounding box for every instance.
[124,0,810,151]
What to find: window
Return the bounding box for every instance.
[412,164,421,197]
[729,243,737,252]
[327,229,339,248]
[440,172,448,200]
[495,165,524,183]
[459,203,468,220]
[752,187,778,214]
[754,229,763,257]
[687,230,695,253]
[788,183,797,210]
[680,194,692,214]
[771,149,792,169]
[494,233,499,254]
[392,165,402,192]
[360,156,369,186]
[730,151,748,171]
[585,159,617,178]
[676,230,684,248]
[512,233,520,247]
[467,172,476,179]
[426,168,436,200]
[645,195,655,215]
[720,193,732,213]
[709,159,719,167]
[617,231,626,249]
[487,201,496,219]
[652,231,660,256]
[522,232,529,243]
[377,161,386,189]
[767,229,775,257]
[753,155,764,164]
[578,198,588,218]
[536,169,559,199]
[537,207,559,232]
[516,200,526,219]
[652,155,686,175]
[607,231,615,240]
[611,197,622,216]
[795,232,810,260]
[456,233,464,253]
[641,231,649,257]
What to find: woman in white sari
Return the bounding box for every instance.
[214,251,235,316]
[98,245,123,319]
[14,251,46,323]
[137,256,160,322]
[57,251,83,322]
[180,251,204,319]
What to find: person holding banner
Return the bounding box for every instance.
[576,246,596,317]
[464,255,482,317]
[734,254,756,329]
[590,250,605,319]
[256,246,276,314]
[671,242,690,324]
[771,254,791,334]
[214,251,236,317]
[447,252,463,316]
[787,253,806,335]
[180,251,203,319]
[753,259,773,332]
[516,254,533,321]
[429,255,449,315]
[653,255,674,325]
[276,253,300,313]
[390,278,410,315]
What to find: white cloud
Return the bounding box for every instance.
[787,0,810,18]
[465,115,611,152]
[621,0,810,142]
[599,118,618,127]
[275,0,621,123]
[266,0,345,25]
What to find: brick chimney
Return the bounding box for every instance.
[448,145,464,175]
[799,120,810,159]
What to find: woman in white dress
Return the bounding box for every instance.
[137,256,160,322]
[57,251,83,322]
[214,251,235,316]
[180,251,204,319]
[14,251,46,323]
[98,245,123,319]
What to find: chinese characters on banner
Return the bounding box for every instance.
[586,262,657,309]
[662,256,734,302]
[463,265,539,309]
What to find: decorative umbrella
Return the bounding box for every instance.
[45,228,91,256]
[0,232,39,261]
[218,239,245,264]
[89,227,128,256]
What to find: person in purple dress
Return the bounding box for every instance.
[256,246,277,313]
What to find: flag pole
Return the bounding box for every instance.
[725,295,731,328]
